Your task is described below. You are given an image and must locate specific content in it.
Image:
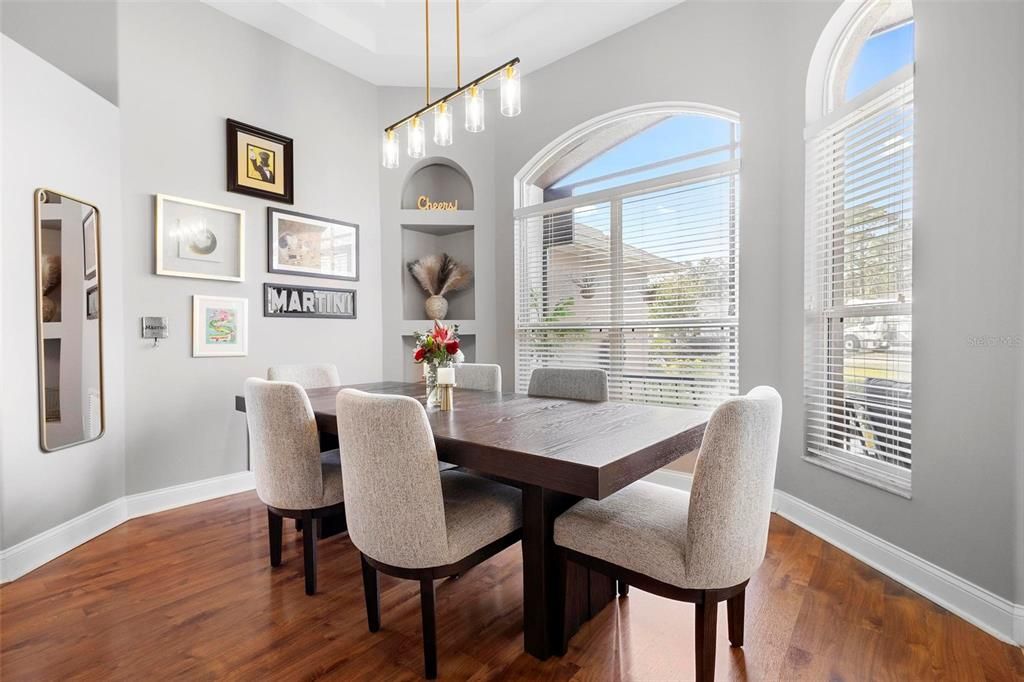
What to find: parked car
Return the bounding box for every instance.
[844,318,891,351]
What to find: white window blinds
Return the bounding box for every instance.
[804,67,913,488]
[515,161,739,409]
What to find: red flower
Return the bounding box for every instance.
[413,347,426,362]
[445,340,459,355]
[431,321,451,345]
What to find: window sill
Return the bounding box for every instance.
[802,453,912,499]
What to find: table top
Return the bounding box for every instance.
[236,381,709,499]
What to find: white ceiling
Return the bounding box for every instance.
[204,1,682,87]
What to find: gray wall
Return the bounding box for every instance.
[491,0,1024,601]
[118,1,382,494]
[1,35,126,548]
[0,0,119,104]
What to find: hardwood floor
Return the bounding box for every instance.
[2,491,1022,681]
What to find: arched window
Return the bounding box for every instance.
[514,104,740,409]
[804,1,914,495]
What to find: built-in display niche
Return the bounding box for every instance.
[401,334,477,383]
[401,158,474,211]
[402,224,475,321]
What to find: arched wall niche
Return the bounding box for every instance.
[401,157,474,210]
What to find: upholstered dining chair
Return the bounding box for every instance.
[553,386,782,682]
[527,367,608,402]
[453,363,502,392]
[244,378,346,595]
[267,363,341,389]
[336,389,523,679]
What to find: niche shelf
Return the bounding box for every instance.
[401,157,474,210]
[401,223,476,321]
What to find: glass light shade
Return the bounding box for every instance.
[381,129,400,168]
[433,102,453,146]
[500,64,521,117]
[407,116,426,159]
[464,85,485,133]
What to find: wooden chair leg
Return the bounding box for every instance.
[295,519,303,532]
[302,511,318,595]
[617,580,629,597]
[695,596,718,682]
[727,589,744,647]
[267,509,282,568]
[554,549,569,656]
[419,578,438,679]
[361,555,381,633]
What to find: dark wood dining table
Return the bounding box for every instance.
[235,380,709,660]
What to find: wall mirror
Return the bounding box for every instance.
[35,189,105,451]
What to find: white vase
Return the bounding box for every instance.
[425,295,448,320]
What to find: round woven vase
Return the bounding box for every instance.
[425,295,448,320]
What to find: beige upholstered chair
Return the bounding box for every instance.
[528,367,608,402]
[244,378,346,595]
[336,389,523,679]
[453,363,502,392]
[553,386,782,682]
[266,363,341,389]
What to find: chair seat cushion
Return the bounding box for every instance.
[554,481,690,588]
[319,449,344,507]
[440,470,522,564]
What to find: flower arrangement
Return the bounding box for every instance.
[413,321,464,405]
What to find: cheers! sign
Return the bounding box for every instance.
[417,195,458,211]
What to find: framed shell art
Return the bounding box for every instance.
[227,119,294,204]
[192,295,248,357]
[155,194,245,282]
[267,207,359,281]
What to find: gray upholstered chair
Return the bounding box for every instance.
[527,367,608,402]
[336,389,523,679]
[266,363,341,389]
[244,378,346,595]
[453,363,502,392]
[553,386,782,682]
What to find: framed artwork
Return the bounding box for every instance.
[86,285,100,320]
[83,208,97,280]
[264,282,356,319]
[226,119,294,204]
[267,207,359,281]
[192,295,248,357]
[155,194,245,282]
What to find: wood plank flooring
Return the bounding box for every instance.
[1,491,1022,681]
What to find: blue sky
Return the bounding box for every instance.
[846,21,915,100]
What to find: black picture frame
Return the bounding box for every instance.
[267,207,360,282]
[86,285,99,320]
[263,282,357,319]
[226,118,294,204]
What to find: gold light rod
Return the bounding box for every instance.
[425,0,430,105]
[456,0,461,88]
[384,57,520,134]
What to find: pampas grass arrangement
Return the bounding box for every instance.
[407,253,473,320]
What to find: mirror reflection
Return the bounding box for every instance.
[36,189,104,451]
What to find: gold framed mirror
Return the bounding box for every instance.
[35,189,105,451]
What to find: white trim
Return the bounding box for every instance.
[125,470,255,518]
[0,471,255,583]
[0,498,127,583]
[644,468,1023,645]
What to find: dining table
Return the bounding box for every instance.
[235,380,709,660]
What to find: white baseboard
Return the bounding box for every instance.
[644,468,1023,646]
[125,471,255,518]
[0,471,255,584]
[0,497,127,583]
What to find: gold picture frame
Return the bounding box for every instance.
[155,194,245,282]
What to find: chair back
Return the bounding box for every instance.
[244,378,324,510]
[527,367,608,402]
[267,363,340,389]
[454,363,502,392]
[335,389,450,569]
[684,386,782,588]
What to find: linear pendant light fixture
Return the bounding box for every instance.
[382,0,521,168]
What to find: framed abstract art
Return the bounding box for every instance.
[226,119,294,204]
[155,194,245,282]
[192,295,248,357]
[267,207,359,281]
